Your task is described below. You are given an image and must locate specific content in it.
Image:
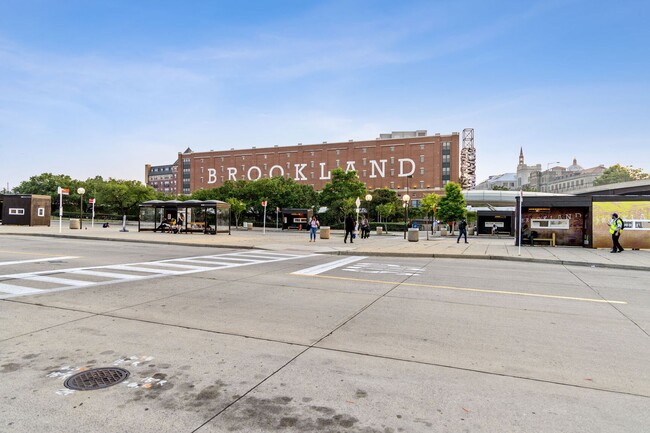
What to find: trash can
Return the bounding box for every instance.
[320,226,330,239]
[376,227,383,235]
[408,228,419,242]
[69,218,80,229]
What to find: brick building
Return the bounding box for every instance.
[147,130,462,203]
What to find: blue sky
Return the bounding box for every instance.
[1,0,648,190]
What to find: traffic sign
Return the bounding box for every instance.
[262,201,267,207]
[88,198,96,204]
[58,187,69,195]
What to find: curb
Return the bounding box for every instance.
[1,232,256,250]
[323,250,650,272]
[3,232,649,272]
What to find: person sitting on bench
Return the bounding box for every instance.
[154,218,170,232]
[522,225,536,246]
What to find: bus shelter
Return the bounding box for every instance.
[139,200,231,234]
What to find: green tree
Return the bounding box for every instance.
[192,177,318,224]
[420,193,440,225]
[491,185,510,191]
[14,173,75,213]
[99,179,156,216]
[226,198,247,228]
[593,164,649,186]
[319,168,367,223]
[376,202,397,224]
[436,182,467,230]
[366,188,400,221]
[521,184,537,192]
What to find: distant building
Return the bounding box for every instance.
[146,131,467,199]
[145,156,181,194]
[529,159,606,193]
[475,173,518,190]
[479,149,606,193]
[516,147,542,188]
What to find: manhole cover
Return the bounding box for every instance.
[64,367,130,391]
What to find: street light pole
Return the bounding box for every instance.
[402,194,410,239]
[77,187,85,229]
[355,197,361,230]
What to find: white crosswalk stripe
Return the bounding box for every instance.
[0,250,310,299]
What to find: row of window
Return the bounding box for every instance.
[8,208,45,216]
[196,143,444,164]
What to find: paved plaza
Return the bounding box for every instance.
[1,225,649,432]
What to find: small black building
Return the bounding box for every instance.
[281,208,314,230]
[0,194,52,226]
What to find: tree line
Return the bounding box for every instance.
[9,169,469,226]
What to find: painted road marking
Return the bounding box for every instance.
[71,270,141,280]
[27,276,94,287]
[0,256,78,266]
[293,274,627,304]
[343,262,423,276]
[0,250,311,299]
[292,256,367,276]
[0,283,45,295]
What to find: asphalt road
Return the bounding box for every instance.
[1,235,649,433]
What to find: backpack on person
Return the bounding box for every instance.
[617,217,625,231]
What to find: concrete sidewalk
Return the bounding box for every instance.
[2,223,650,271]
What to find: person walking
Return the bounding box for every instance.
[344,214,355,243]
[457,219,468,243]
[361,216,370,239]
[308,215,319,242]
[609,213,624,253]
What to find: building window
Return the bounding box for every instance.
[390,146,395,152]
[264,163,267,170]
[9,208,25,215]
[287,153,291,158]
[286,162,290,169]
[362,170,367,178]
[390,157,395,164]
[264,154,267,159]
[442,142,451,151]
[363,148,367,154]
[420,181,424,188]
[420,155,425,163]
[420,144,425,150]
[420,167,425,175]
[390,169,395,176]
[311,172,314,179]
[363,158,367,166]
[310,151,314,156]
[336,160,340,167]
[310,161,314,168]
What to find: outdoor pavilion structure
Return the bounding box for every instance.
[138,199,231,235]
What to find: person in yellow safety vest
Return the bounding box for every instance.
[609,212,624,253]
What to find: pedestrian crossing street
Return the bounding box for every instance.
[0,250,308,299]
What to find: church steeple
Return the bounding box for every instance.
[519,147,524,166]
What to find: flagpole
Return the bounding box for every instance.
[58,187,62,233]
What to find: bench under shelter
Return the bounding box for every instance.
[139,199,231,234]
